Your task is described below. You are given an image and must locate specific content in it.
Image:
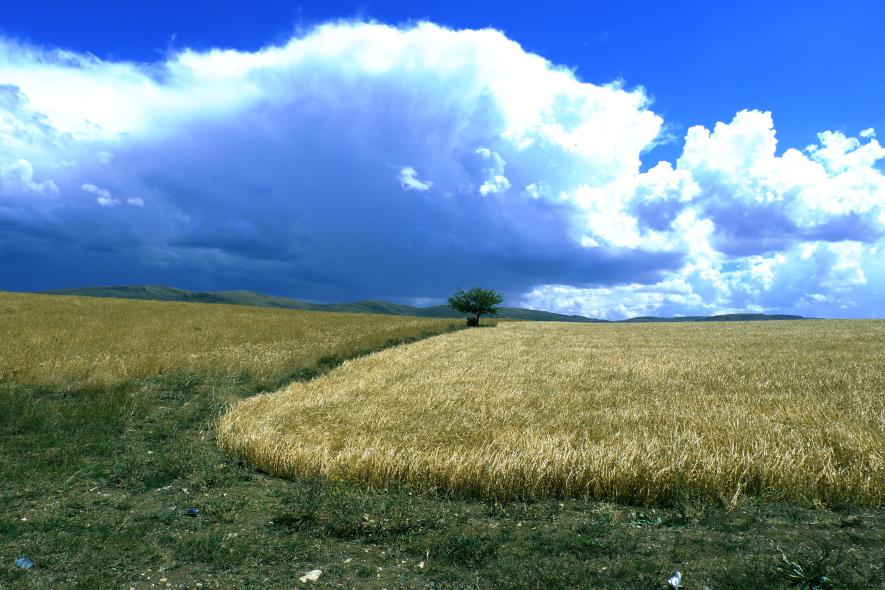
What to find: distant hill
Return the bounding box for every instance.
[44,285,603,323]
[44,285,318,309]
[43,285,805,323]
[622,313,805,323]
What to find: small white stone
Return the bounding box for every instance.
[299,569,322,583]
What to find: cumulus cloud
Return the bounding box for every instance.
[0,21,883,318]
[473,147,511,195]
[81,182,119,206]
[1,158,58,196]
[522,109,885,318]
[398,166,432,192]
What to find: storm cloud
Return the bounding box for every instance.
[1,22,883,317]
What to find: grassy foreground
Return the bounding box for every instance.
[220,321,885,507]
[2,294,883,588]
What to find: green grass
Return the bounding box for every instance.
[3,367,883,588]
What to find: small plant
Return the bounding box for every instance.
[775,546,835,589]
[630,511,664,527]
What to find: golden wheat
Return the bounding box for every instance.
[0,291,457,388]
[219,320,885,507]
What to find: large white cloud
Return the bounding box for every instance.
[524,111,885,318]
[0,21,882,318]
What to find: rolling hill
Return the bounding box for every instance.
[622,313,806,323]
[43,285,603,323]
[43,285,805,323]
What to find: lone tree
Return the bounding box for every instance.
[448,287,503,326]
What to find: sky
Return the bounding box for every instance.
[1,1,883,319]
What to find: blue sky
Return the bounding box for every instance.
[1,1,883,318]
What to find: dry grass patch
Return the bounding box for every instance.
[220,320,884,507]
[0,291,458,388]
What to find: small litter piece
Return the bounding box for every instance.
[299,569,322,583]
[667,570,682,589]
[186,507,201,517]
[15,555,34,569]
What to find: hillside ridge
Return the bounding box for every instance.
[42,285,805,323]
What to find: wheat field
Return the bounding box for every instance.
[219,320,885,507]
[0,291,458,388]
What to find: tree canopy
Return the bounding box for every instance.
[448,287,503,326]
